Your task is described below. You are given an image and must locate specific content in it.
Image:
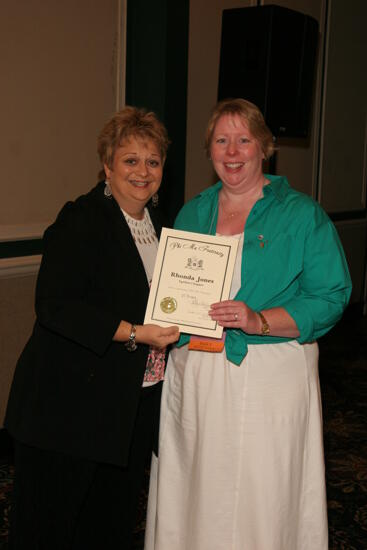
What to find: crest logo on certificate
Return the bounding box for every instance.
[144,228,239,338]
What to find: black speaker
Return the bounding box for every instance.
[218,5,319,138]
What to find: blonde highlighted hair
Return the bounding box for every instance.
[205,98,275,159]
[97,106,169,179]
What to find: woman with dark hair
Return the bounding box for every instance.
[145,98,352,550]
[5,106,179,549]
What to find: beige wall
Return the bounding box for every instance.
[319,0,367,213]
[0,0,124,426]
[0,273,37,425]
[0,0,122,239]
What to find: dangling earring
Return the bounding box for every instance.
[152,193,159,207]
[104,180,112,198]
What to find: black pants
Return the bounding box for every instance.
[9,383,161,550]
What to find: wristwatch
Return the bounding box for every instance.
[125,324,137,351]
[257,311,270,336]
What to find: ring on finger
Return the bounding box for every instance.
[234,313,238,321]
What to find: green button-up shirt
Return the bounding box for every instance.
[174,175,352,365]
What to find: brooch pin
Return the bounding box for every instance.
[257,234,267,248]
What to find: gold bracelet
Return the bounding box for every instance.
[257,311,270,336]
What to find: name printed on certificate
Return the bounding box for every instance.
[144,228,239,338]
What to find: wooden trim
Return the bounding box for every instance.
[0,240,43,259]
[0,255,41,279]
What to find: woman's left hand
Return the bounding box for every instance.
[209,300,260,334]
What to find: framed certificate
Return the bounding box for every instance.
[144,228,239,337]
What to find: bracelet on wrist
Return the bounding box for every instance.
[257,311,270,336]
[125,323,137,351]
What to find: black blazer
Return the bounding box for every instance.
[5,182,165,466]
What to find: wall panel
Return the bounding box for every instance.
[0,274,37,425]
[318,0,367,214]
[0,0,121,237]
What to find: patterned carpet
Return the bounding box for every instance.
[319,313,367,549]
[1,313,366,549]
[0,461,12,550]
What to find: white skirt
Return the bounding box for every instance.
[144,340,328,550]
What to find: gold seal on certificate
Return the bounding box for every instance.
[160,297,177,313]
[144,228,239,338]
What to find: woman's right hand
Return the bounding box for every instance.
[136,324,180,348]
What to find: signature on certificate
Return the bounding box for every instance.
[181,293,209,308]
